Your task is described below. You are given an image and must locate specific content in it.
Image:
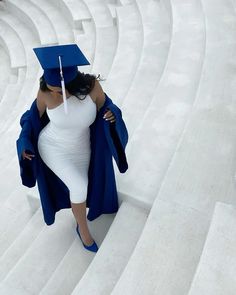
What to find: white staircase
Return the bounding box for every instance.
[188,202,236,295]
[118,0,206,206]
[111,199,210,295]
[104,2,143,103]
[42,202,147,295]
[0,46,11,100]
[29,0,74,44]
[5,0,58,45]
[0,0,235,294]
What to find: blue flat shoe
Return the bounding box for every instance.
[76,224,98,253]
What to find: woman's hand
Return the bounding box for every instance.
[22,150,35,161]
[103,109,116,123]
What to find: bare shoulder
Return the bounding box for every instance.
[89,79,106,111]
[36,89,47,117]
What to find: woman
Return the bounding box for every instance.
[17,44,128,253]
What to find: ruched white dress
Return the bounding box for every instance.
[37,94,97,203]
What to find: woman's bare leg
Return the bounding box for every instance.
[71,201,94,246]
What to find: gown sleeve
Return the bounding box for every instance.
[103,102,129,173]
[16,109,37,187]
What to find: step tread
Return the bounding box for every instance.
[0,19,26,68]
[155,0,236,215]
[61,0,91,21]
[117,0,205,206]
[111,199,210,295]
[30,0,74,43]
[84,0,114,27]
[0,46,11,99]
[0,208,43,282]
[71,201,148,295]
[40,211,115,295]
[0,210,74,293]
[120,0,171,133]
[104,3,143,103]
[7,0,57,44]
[91,25,117,78]
[188,202,236,295]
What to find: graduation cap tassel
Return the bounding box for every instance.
[58,55,68,115]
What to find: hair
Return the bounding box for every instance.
[39,71,103,100]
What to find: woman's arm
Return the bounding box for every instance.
[21,89,46,161]
[36,89,47,118]
[90,79,105,111]
[90,80,116,122]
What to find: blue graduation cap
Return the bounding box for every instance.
[33,44,90,86]
[33,44,90,114]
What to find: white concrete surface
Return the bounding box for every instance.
[91,25,117,78]
[0,46,11,100]
[5,0,58,45]
[71,202,148,295]
[52,0,91,30]
[76,19,95,73]
[0,210,74,293]
[0,157,25,204]
[188,202,236,295]
[111,199,211,295]
[0,19,26,68]
[0,9,40,132]
[157,0,236,215]
[30,0,74,44]
[120,0,172,135]
[104,3,143,103]
[118,0,206,206]
[84,0,114,28]
[39,210,115,295]
[0,208,43,282]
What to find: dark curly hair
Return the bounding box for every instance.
[40,71,103,100]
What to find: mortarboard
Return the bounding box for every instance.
[33,44,90,114]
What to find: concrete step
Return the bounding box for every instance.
[0,19,26,68]
[6,0,57,45]
[0,9,40,63]
[71,201,148,295]
[0,71,40,154]
[111,0,236,292]
[107,2,119,20]
[52,0,91,29]
[83,0,114,28]
[120,0,172,135]
[0,209,75,293]
[0,68,40,130]
[118,0,134,6]
[29,0,74,44]
[111,199,210,295]
[91,25,118,78]
[76,20,95,72]
[103,3,143,104]
[0,208,44,282]
[40,209,116,295]
[0,50,27,133]
[0,183,36,233]
[155,0,236,215]
[0,46,11,100]
[117,0,206,206]
[0,84,24,138]
[188,202,236,295]
[0,10,40,133]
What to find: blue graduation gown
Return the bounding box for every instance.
[16,94,128,225]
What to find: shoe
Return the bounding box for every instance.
[76,224,99,253]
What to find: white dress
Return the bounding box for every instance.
[37,94,97,203]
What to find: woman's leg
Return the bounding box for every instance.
[37,147,94,246]
[71,201,94,246]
